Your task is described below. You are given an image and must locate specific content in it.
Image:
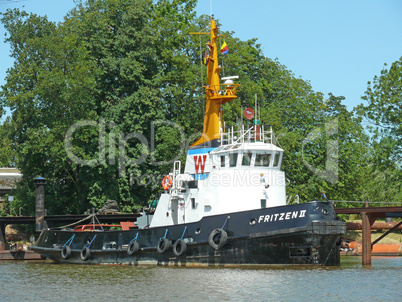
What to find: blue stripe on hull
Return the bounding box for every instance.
[187,148,216,155]
[192,174,209,180]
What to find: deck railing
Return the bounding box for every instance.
[220,124,273,146]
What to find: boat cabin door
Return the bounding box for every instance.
[170,197,185,225]
[177,198,185,224]
[170,198,178,224]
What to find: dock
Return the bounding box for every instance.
[335,206,402,265]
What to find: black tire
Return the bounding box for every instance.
[173,239,187,257]
[156,237,170,254]
[127,241,139,256]
[80,247,91,261]
[208,228,227,250]
[61,245,71,260]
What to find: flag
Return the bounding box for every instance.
[220,41,228,54]
[204,50,208,65]
[321,190,328,200]
[204,43,210,65]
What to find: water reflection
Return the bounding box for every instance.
[0,256,401,301]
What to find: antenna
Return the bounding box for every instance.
[210,0,213,17]
[255,94,257,122]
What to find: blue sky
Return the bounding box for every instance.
[1,0,401,121]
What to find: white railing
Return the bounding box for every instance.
[220,124,274,146]
[172,160,181,190]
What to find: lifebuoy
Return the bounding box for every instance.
[80,246,91,261]
[208,228,227,250]
[127,241,139,255]
[156,237,170,254]
[61,245,71,260]
[173,239,187,257]
[162,175,173,190]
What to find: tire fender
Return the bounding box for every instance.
[173,239,187,257]
[61,245,71,260]
[80,247,91,261]
[208,228,227,250]
[156,237,170,254]
[127,241,139,256]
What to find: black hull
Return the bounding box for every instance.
[33,201,345,266]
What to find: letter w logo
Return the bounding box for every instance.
[194,155,207,173]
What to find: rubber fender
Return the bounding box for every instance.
[61,245,71,260]
[156,237,170,254]
[208,228,227,250]
[127,241,139,256]
[173,239,187,257]
[80,247,91,261]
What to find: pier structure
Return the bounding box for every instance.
[0,213,141,259]
[335,206,402,265]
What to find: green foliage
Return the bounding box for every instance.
[356,58,402,204]
[359,166,401,204]
[358,57,402,167]
[0,7,100,214]
[0,123,16,167]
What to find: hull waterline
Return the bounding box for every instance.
[33,202,345,266]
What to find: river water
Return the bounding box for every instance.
[0,256,401,301]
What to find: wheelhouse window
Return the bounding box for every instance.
[229,153,238,167]
[220,155,226,167]
[242,153,252,166]
[273,152,281,167]
[255,153,271,167]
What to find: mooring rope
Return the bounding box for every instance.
[50,214,94,230]
[332,200,401,204]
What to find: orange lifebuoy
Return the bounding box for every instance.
[162,175,173,190]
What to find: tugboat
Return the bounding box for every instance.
[32,16,345,266]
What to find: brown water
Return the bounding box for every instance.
[0,256,401,301]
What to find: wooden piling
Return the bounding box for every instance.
[361,212,372,265]
[0,224,6,251]
[34,177,47,232]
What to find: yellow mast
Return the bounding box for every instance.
[191,17,239,147]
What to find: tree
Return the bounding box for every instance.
[297,94,371,204]
[0,8,98,214]
[358,57,402,167]
[359,165,401,204]
[0,123,16,167]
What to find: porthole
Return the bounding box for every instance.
[195,228,201,235]
[249,218,257,226]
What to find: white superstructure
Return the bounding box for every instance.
[150,125,286,228]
